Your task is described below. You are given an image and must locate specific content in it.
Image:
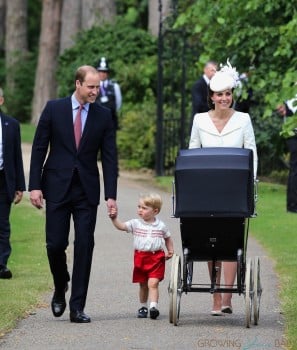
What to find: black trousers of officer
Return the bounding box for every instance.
[286,136,297,212]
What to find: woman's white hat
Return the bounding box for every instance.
[209,59,240,92]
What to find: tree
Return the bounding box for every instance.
[59,0,81,54]
[0,0,5,54]
[81,0,116,29]
[5,0,28,91]
[148,0,171,36]
[31,0,63,125]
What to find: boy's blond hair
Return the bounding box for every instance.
[139,193,162,212]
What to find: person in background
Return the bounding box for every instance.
[29,66,118,323]
[191,60,218,119]
[0,87,26,279]
[110,193,174,320]
[96,57,122,131]
[189,60,258,316]
[276,95,297,213]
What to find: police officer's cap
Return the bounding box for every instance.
[97,57,110,72]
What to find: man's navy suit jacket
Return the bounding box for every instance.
[191,76,209,117]
[29,96,118,205]
[0,112,26,202]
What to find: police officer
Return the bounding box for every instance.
[96,57,122,130]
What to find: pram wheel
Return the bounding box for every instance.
[237,249,244,293]
[168,254,177,323]
[253,256,262,325]
[170,254,182,326]
[245,257,253,328]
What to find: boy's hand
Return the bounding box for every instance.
[109,206,117,219]
[166,251,174,260]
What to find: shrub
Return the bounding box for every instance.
[117,99,156,169]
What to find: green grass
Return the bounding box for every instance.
[20,123,36,143]
[156,177,297,349]
[250,182,297,350]
[0,199,51,337]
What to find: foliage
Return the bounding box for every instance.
[115,0,148,29]
[251,109,286,175]
[280,114,297,138]
[173,0,297,175]
[269,169,289,185]
[117,98,156,169]
[57,17,157,100]
[4,52,37,122]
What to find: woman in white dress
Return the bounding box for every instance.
[189,61,258,316]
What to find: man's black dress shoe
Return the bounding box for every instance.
[70,310,91,323]
[51,284,68,317]
[0,267,12,279]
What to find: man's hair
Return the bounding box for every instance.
[0,87,4,97]
[205,60,218,68]
[139,193,163,212]
[75,65,98,85]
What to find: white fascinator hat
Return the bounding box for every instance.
[209,59,240,92]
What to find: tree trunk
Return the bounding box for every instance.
[60,0,116,54]
[59,0,81,54]
[5,0,28,91]
[82,0,116,29]
[31,0,63,124]
[148,0,171,37]
[0,0,5,54]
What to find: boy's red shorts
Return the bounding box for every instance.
[132,250,165,283]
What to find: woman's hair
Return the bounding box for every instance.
[139,193,162,212]
[207,85,234,110]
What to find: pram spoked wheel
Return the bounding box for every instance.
[244,256,262,328]
[253,256,262,325]
[168,254,182,325]
[245,257,253,328]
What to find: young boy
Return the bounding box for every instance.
[110,193,174,319]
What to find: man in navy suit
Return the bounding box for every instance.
[0,87,26,279]
[191,60,217,118]
[29,66,118,323]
